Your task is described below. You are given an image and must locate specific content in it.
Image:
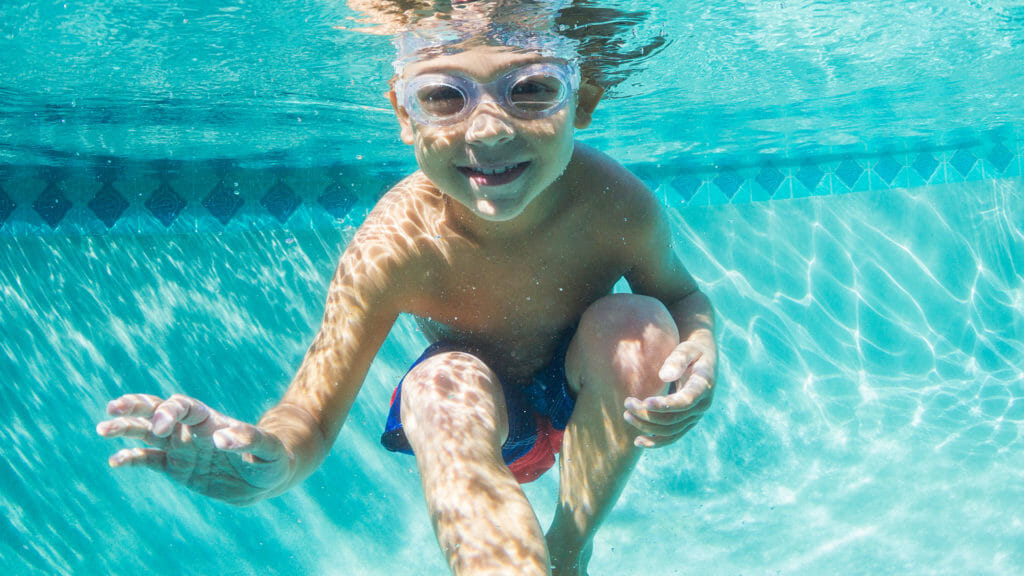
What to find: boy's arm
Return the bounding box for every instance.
[255,235,402,494]
[623,193,716,448]
[98,215,406,504]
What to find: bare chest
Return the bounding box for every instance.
[407,232,628,377]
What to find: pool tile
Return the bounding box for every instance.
[912,152,939,181]
[795,162,825,192]
[755,165,785,197]
[949,148,977,178]
[318,181,357,220]
[0,187,15,225]
[88,182,129,229]
[684,182,712,207]
[834,158,865,190]
[794,163,825,197]
[261,179,301,224]
[3,137,1022,237]
[713,170,744,200]
[986,142,1014,174]
[670,173,702,203]
[95,157,123,184]
[33,182,72,228]
[202,180,244,226]
[707,178,736,205]
[871,155,904,188]
[146,180,186,228]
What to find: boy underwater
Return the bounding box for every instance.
[97,15,717,576]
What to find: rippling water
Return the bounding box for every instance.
[1,0,1023,574]
[2,177,1021,574]
[1,0,1022,166]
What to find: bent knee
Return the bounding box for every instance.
[400,351,509,448]
[570,294,680,398]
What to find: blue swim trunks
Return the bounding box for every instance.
[381,339,576,483]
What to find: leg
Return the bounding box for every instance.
[401,351,550,576]
[547,294,680,575]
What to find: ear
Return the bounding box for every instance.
[573,78,604,129]
[387,88,416,145]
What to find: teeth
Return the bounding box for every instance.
[475,163,518,175]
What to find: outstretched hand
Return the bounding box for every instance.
[97,394,292,505]
[623,339,715,449]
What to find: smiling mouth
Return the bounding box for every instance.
[457,161,531,187]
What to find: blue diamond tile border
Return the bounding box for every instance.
[318,182,357,219]
[261,179,301,224]
[33,182,72,228]
[987,142,1014,174]
[88,182,129,228]
[146,181,186,227]
[670,174,702,202]
[203,180,244,226]
[755,166,785,196]
[2,137,1021,235]
[714,171,744,199]
[0,186,15,225]
[95,157,123,184]
[949,149,977,177]
[912,153,939,180]
[796,163,825,193]
[872,156,903,185]
[835,159,864,189]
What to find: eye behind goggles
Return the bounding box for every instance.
[396,62,580,127]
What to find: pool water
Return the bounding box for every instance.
[2,1,1023,574]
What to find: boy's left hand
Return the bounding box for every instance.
[623,339,716,448]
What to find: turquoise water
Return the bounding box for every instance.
[2,1,1024,574]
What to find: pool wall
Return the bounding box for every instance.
[1,136,1021,236]
[1,149,1022,573]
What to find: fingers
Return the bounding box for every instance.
[638,363,714,414]
[100,393,281,465]
[150,395,216,438]
[103,394,223,438]
[213,425,287,463]
[624,402,705,440]
[624,376,712,427]
[657,343,701,383]
[106,394,164,418]
[108,447,167,470]
[633,422,696,449]
[96,417,166,448]
[624,354,715,448]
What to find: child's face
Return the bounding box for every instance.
[390,46,600,222]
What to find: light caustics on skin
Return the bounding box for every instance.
[97,176,474,505]
[547,295,682,575]
[400,351,550,575]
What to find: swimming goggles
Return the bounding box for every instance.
[395,61,580,127]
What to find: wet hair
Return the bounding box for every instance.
[353,0,667,93]
[391,0,579,75]
[554,0,668,94]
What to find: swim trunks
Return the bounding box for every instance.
[381,338,576,483]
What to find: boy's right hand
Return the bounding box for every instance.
[96,394,292,506]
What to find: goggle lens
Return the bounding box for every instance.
[508,74,566,112]
[416,84,468,118]
[399,62,579,126]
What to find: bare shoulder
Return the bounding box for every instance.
[334,172,446,300]
[566,143,664,235]
[353,172,446,244]
[567,146,698,301]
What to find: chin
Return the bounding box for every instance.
[473,198,527,222]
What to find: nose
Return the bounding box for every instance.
[464,103,514,147]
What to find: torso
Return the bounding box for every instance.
[367,144,654,385]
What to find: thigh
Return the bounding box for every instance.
[399,350,511,451]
